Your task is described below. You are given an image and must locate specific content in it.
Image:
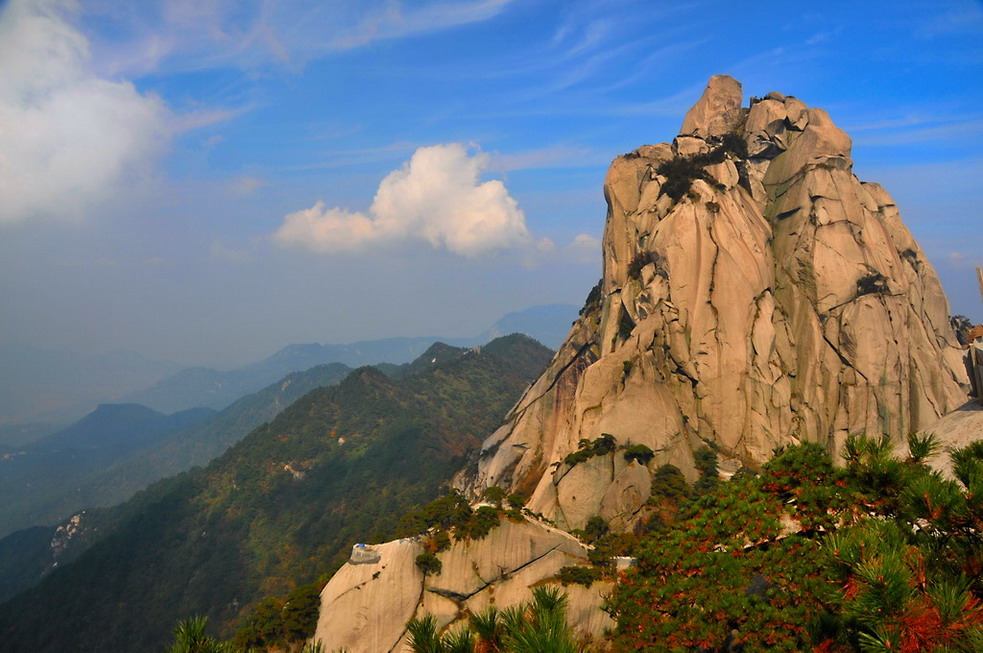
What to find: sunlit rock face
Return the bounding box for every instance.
[311,521,612,652]
[458,74,968,531]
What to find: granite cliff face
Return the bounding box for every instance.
[460,75,968,530]
[312,76,969,651]
[312,521,612,651]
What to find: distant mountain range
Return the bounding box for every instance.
[0,345,184,429]
[0,423,60,450]
[0,404,216,540]
[2,304,578,429]
[122,303,577,414]
[0,335,553,652]
[0,363,353,542]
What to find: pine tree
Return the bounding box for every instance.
[167,616,238,653]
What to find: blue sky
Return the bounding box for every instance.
[1,0,981,366]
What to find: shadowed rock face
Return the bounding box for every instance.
[458,76,969,531]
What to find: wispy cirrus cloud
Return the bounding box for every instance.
[851,116,983,147]
[916,1,983,37]
[228,175,266,196]
[329,0,513,50]
[168,107,249,134]
[86,0,517,77]
[488,144,598,172]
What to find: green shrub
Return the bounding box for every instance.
[398,490,473,535]
[717,131,749,160]
[506,493,525,509]
[503,493,526,521]
[583,515,609,543]
[564,434,617,466]
[650,464,690,503]
[623,444,655,466]
[761,442,842,531]
[467,506,501,540]
[627,251,668,281]
[587,532,637,567]
[234,582,324,649]
[856,271,889,296]
[407,587,581,653]
[234,597,284,650]
[657,156,708,201]
[657,132,747,201]
[168,616,235,653]
[693,445,720,493]
[503,507,524,521]
[950,314,974,345]
[905,431,940,464]
[617,308,635,340]
[432,529,451,552]
[579,279,603,316]
[730,465,758,482]
[481,485,506,506]
[609,440,983,652]
[415,551,442,576]
[281,583,322,644]
[557,565,603,587]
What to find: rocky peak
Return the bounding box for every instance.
[679,74,745,138]
[463,75,969,531]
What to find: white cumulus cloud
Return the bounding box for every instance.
[0,0,170,224]
[566,233,601,263]
[274,143,534,257]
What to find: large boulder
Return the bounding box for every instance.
[922,399,983,480]
[313,539,424,653]
[311,520,612,652]
[744,98,788,157]
[679,74,745,138]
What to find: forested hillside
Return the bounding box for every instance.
[0,404,215,539]
[0,335,552,653]
[0,363,352,602]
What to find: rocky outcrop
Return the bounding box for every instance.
[458,76,969,530]
[312,520,611,652]
[922,398,983,480]
[680,75,746,139]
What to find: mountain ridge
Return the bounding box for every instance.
[0,404,217,540]
[3,305,577,430]
[0,335,554,652]
[121,305,577,414]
